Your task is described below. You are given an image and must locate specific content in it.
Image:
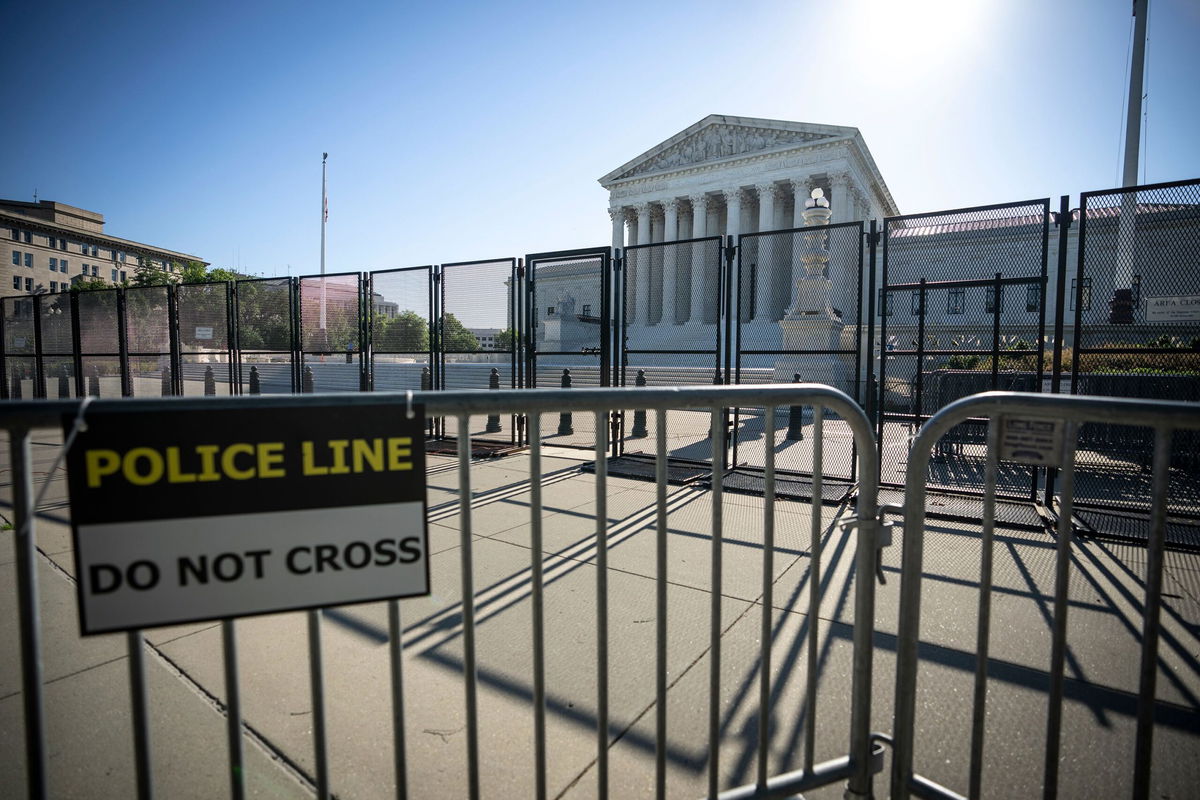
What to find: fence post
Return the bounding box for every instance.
[303,365,314,394]
[485,368,502,433]
[249,366,261,395]
[557,369,573,435]
[630,369,648,437]
[204,366,216,396]
[162,366,172,397]
[88,365,100,397]
[786,373,805,441]
[58,365,71,399]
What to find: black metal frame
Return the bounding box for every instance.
[524,246,612,450]
[295,270,367,394]
[730,221,866,480]
[233,276,299,394]
[878,198,1051,498]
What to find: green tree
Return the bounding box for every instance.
[131,256,174,287]
[375,309,429,352]
[493,328,517,352]
[441,312,479,352]
[71,277,111,291]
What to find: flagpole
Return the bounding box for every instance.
[320,152,328,332]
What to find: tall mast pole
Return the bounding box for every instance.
[320,152,328,332]
[1122,0,1149,187]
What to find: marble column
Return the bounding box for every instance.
[831,172,851,224]
[754,182,776,321]
[725,188,745,322]
[790,178,815,307]
[688,193,708,324]
[662,199,679,325]
[609,207,625,250]
[634,203,651,325]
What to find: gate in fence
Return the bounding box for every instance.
[177,281,235,396]
[1062,178,1200,528]
[298,272,367,394]
[732,220,867,495]
[438,258,520,447]
[234,276,297,394]
[525,247,613,450]
[878,199,1050,501]
[618,236,726,466]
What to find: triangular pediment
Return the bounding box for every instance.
[599,115,857,185]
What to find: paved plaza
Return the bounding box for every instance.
[1,423,1199,799]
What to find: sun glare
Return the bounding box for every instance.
[854,0,993,80]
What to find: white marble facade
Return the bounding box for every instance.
[599,115,898,342]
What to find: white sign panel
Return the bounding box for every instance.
[999,415,1065,467]
[194,325,214,340]
[1145,295,1200,322]
[66,404,429,634]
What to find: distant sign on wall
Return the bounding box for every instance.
[1145,295,1200,323]
[65,403,429,635]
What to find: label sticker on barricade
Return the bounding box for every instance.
[64,403,429,635]
[998,415,1065,466]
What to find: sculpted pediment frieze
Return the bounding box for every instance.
[614,124,836,180]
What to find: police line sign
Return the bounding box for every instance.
[65,403,430,635]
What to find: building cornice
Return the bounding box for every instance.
[1,209,207,264]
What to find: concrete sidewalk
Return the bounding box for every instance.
[2,431,1199,798]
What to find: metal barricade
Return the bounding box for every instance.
[889,391,1200,800]
[3,384,883,800]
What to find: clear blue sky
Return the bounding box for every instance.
[3,0,1198,278]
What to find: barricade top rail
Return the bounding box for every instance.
[0,383,870,429]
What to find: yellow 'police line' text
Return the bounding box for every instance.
[85,438,413,488]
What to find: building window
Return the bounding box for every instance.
[878,288,893,317]
[59,240,67,251]
[50,281,58,292]
[546,306,555,315]
[10,229,17,241]
[48,236,57,249]
[24,277,32,291]
[91,244,98,257]
[23,231,32,243]
[120,270,127,282]
[985,286,1003,314]
[91,265,98,276]
[582,304,591,316]
[1071,277,1092,311]
[49,257,58,272]
[61,259,68,274]
[910,291,921,315]
[12,276,19,290]
[947,287,965,315]
[118,251,126,263]
[1026,285,1040,312]
[112,269,118,282]
[11,251,18,265]
[24,253,32,268]
[80,242,88,254]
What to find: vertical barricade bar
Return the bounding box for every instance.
[308,610,329,799]
[167,283,181,395]
[1045,196,1072,500]
[388,600,409,800]
[990,273,1002,387]
[805,406,824,773]
[1132,428,1172,799]
[968,419,1002,799]
[595,409,610,800]
[756,406,776,790]
[128,630,154,799]
[913,279,927,428]
[528,413,547,800]
[221,622,245,800]
[12,427,48,799]
[457,415,481,800]
[866,220,878,425]
[708,406,724,800]
[654,408,669,799]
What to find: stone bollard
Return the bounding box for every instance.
[204,366,216,396]
[162,366,173,397]
[88,366,100,397]
[11,368,21,400]
[630,369,648,438]
[303,365,314,394]
[59,365,71,399]
[485,368,502,433]
[249,366,261,395]
[346,346,354,364]
[557,369,573,435]
[420,366,431,391]
[786,373,805,441]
